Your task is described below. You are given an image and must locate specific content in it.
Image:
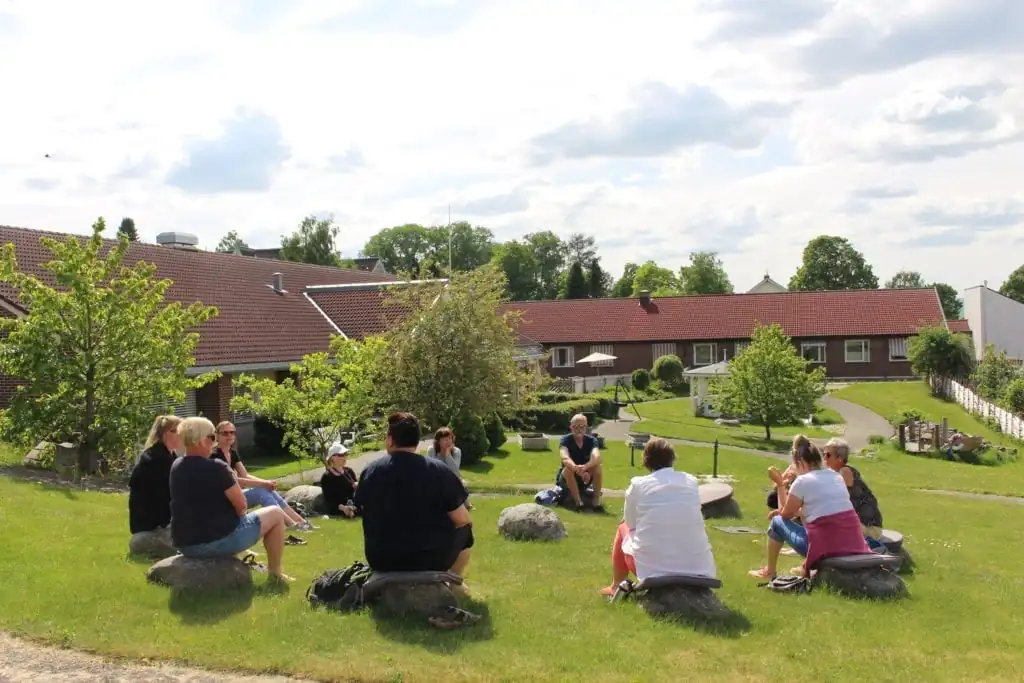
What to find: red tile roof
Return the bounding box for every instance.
[0,225,395,367]
[500,289,946,343]
[947,319,971,334]
[306,283,422,339]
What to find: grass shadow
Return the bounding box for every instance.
[369,600,495,653]
[484,448,512,460]
[167,585,257,625]
[465,460,494,475]
[653,605,753,639]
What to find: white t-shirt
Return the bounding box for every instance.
[788,468,853,522]
[622,468,716,580]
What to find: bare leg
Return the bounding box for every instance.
[450,548,471,577]
[252,507,290,580]
[561,466,583,506]
[591,463,604,506]
[765,537,783,577]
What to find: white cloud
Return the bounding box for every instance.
[0,0,1022,294]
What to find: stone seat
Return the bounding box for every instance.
[879,529,903,551]
[815,553,902,571]
[634,574,723,592]
[362,571,462,601]
[363,571,464,617]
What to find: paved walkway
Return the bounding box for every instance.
[917,489,1024,505]
[816,394,892,452]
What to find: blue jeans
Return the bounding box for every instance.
[768,516,809,557]
[244,487,288,510]
[178,512,262,558]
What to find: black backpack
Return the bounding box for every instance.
[306,561,374,612]
[760,574,812,594]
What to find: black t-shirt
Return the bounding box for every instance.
[169,455,240,548]
[127,443,177,533]
[320,466,358,510]
[210,446,241,469]
[560,433,597,466]
[354,451,467,570]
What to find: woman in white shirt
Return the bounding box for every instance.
[600,438,716,596]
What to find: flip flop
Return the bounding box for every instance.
[242,554,268,573]
[428,606,481,630]
[748,567,774,580]
[285,534,307,546]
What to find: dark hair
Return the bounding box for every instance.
[793,441,823,469]
[433,426,454,455]
[642,437,676,471]
[387,412,421,449]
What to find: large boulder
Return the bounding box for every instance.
[129,527,177,560]
[701,498,742,520]
[498,503,567,541]
[283,485,326,514]
[374,583,458,617]
[637,587,730,621]
[815,567,907,600]
[146,555,253,591]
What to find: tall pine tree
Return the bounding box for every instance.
[117,217,139,241]
[587,258,605,298]
[563,261,589,299]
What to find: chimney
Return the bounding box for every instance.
[638,290,651,307]
[270,272,284,293]
[155,232,199,250]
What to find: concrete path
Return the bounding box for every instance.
[816,394,893,452]
[918,489,1024,506]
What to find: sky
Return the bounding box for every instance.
[1,0,1022,293]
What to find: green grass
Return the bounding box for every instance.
[6,442,1024,681]
[625,398,840,452]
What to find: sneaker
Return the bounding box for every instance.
[294,520,317,532]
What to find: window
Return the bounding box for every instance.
[734,341,749,354]
[693,343,717,366]
[801,342,827,364]
[889,337,909,361]
[589,344,614,367]
[844,339,870,363]
[652,342,677,363]
[145,388,196,419]
[551,346,574,368]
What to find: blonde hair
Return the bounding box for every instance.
[178,416,216,449]
[216,421,234,434]
[144,415,183,449]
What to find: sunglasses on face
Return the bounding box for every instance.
[219,431,236,436]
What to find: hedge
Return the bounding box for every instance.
[506,397,619,433]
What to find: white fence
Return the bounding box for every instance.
[551,374,632,394]
[931,376,1024,440]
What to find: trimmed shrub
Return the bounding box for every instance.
[1004,378,1024,415]
[485,412,507,452]
[631,368,651,391]
[653,354,684,384]
[508,398,601,433]
[889,408,924,428]
[452,414,489,466]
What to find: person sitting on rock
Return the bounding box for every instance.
[170,417,292,582]
[427,427,473,510]
[211,421,314,531]
[601,438,716,596]
[320,443,359,518]
[557,413,605,512]
[128,415,183,538]
[354,412,472,594]
[749,439,871,580]
[823,437,885,549]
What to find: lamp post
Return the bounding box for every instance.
[447,204,453,274]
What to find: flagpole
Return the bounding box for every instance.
[448,204,453,273]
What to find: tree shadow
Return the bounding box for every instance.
[485,449,512,460]
[369,600,495,653]
[464,460,494,475]
[167,585,257,625]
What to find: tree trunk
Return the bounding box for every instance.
[764,421,772,441]
[81,363,97,473]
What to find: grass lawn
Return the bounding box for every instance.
[6,440,1024,681]
[244,441,384,480]
[626,398,841,452]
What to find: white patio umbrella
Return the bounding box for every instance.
[576,352,618,390]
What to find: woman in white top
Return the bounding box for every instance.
[600,438,716,596]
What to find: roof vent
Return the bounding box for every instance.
[268,272,285,294]
[155,232,199,250]
[638,290,651,307]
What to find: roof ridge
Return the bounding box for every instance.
[505,287,940,306]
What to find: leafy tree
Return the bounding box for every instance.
[1000,264,1024,304]
[0,218,218,472]
[586,258,607,298]
[117,217,139,242]
[678,251,733,295]
[565,232,597,266]
[652,354,684,385]
[377,265,530,430]
[562,261,589,299]
[632,261,679,296]
[612,262,638,297]
[441,221,495,272]
[1004,378,1024,415]
[363,222,495,277]
[280,215,346,267]
[885,270,925,289]
[524,231,568,299]
[491,240,538,301]
[216,230,250,253]
[907,325,974,382]
[713,324,826,440]
[972,344,1019,401]
[230,336,387,467]
[933,282,963,319]
[788,236,879,291]
[362,224,433,276]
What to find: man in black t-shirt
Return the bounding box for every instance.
[557,413,604,511]
[354,412,473,585]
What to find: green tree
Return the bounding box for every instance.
[1004,378,1024,415]
[713,324,826,440]
[972,344,1019,401]
[491,240,538,301]
[885,270,926,289]
[377,265,529,430]
[231,336,387,467]
[362,224,433,276]
[363,222,495,278]
[565,232,597,267]
[0,218,218,472]
[1000,264,1024,304]
[788,236,879,291]
[280,215,348,267]
[632,261,680,296]
[907,325,974,382]
[524,231,567,299]
[612,262,638,297]
[562,261,589,299]
[439,221,495,273]
[586,258,607,298]
[117,217,139,242]
[216,230,249,253]
[933,282,963,319]
[678,251,733,295]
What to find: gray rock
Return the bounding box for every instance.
[129,527,177,559]
[283,485,326,514]
[146,555,253,591]
[497,503,567,541]
[701,497,742,520]
[815,567,908,600]
[638,586,730,621]
[22,441,52,469]
[374,583,458,617]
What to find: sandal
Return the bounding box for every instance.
[242,554,268,573]
[748,566,774,579]
[285,534,307,546]
[428,606,481,630]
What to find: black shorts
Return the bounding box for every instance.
[369,525,474,573]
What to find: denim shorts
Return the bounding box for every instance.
[768,516,809,557]
[179,512,262,558]
[244,487,288,510]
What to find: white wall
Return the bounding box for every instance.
[963,285,1024,361]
